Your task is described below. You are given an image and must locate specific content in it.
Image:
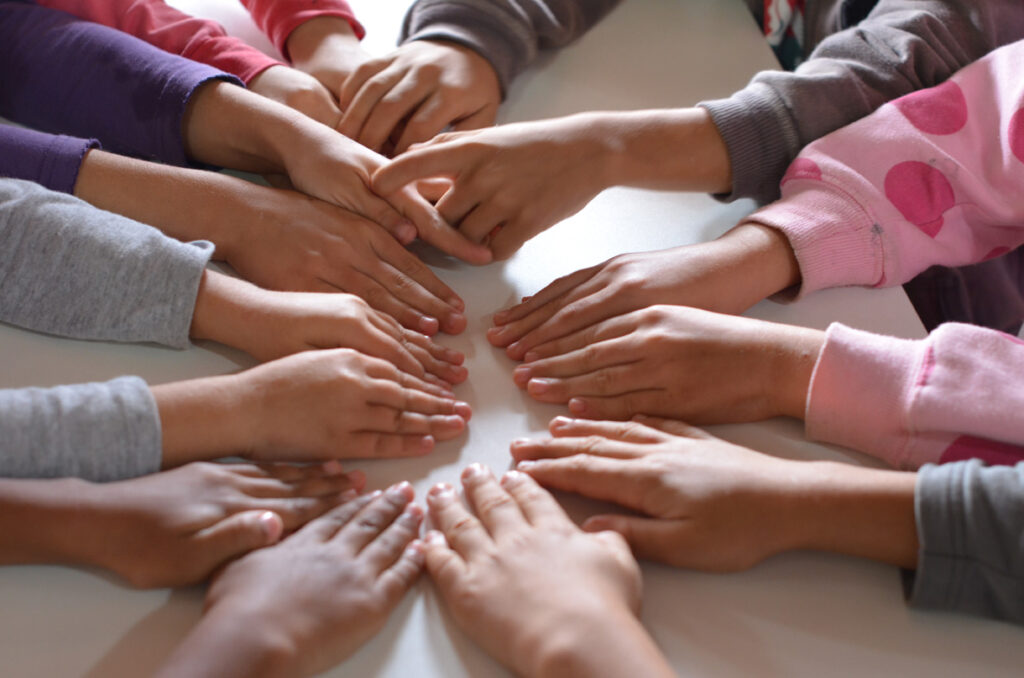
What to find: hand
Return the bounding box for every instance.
[423,466,672,678]
[338,40,500,155]
[512,416,920,571]
[286,16,371,104]
[237,349,470,460]
[247,65,343,128]
[156,486,425,678]
[510,305,823,422]
[488,223,801,359]
[373,113,614,260]
[191,272,467,385]
[78,461,363,588]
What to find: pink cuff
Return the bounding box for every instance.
[806,323,928,469]
[243,0,365,61]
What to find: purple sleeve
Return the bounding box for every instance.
[0,1,242,167]
[0,126,99,194]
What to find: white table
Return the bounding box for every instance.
[2,1,1021,675]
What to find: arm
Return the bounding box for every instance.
[34,0,281,83]
[242,0,364,61]
[0,125,98,194]
[747,38,1024,297]
[699,0,1024,203]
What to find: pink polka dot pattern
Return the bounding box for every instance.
[781,158,822,185]
[983,245,1011,261]
[884,161,955,237]
[894,81,968,135]
[940,434,1024,466]
[1010,108,1024,164]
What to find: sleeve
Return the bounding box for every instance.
[0,377,161,482]
[908,460,1024,624]
[398,0,622,96]
[698,0,1024,204]
[0,125,99,194]
[745,38,1024,298]
[241,0,365,61]
[0,179,213,349]
[34,0,283,83]
[805,322,1024,470]
[0,2,242,167]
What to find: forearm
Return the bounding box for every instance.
[601,108,732,194]
[0,478,101,566]
[783,462,919,569]
[287,16,363,81]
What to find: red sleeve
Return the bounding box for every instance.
[35,0,284,83]
[241,0,366,61]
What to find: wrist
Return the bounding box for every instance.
[287,16,359,64]
[190,270,271,355]
[767,324,825,420]
[701,222,801,313]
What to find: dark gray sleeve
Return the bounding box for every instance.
[907,460,1024,624]
[0,178,213,349]
[399,0,622,95]
[0,376,161,482]
[699,0,1024,204]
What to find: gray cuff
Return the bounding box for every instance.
[698,82,800,205]
[0,376,162,482]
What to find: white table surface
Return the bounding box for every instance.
[2,0,1021,675]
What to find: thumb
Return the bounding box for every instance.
[195,510,284,565]
[583,514,683,566]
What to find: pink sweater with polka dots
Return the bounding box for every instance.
[747,38,1024,470]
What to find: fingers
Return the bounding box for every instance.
[361,260,467,336]
[632,414,712,440]
[491,265,599,328]
[502,284,626,361]
[518,312,637,363]
[375,538,426,607]
[394,187,493,265]
[338,63,406,144]
[426,482,491,559]
[565,392,666,420]
[239,468,365,499]
[549,416,668,444]
[362,357,456,398]
[361,405,467,442]
[511,337,638,390]
[334,481,416,555]
[360,502,423,570]
[582,515,686,567]
[365,376,471,419]
[394,94,477,155]
[514,455,646,512]
[525,365,648,405]
[460,463,525,537]
[297,491,379,542]
[194,510,284,565]
[498,469,574,529]
[356,76,432,153]
[510,434,646,463]
[422,529,467,592]
[373,145,461,197]
[255,492,355,532]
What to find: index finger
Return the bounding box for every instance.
[390,188,493,264]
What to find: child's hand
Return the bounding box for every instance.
[423,465,664,677]
[237,349,470,460]
[156,486,425,678]
[337,41,501,155]
[247,65,343,128]
[191,272,467,386]
[511,416,806,572]
[372,114,613,261]
[80,461,363,588]
[510,305,823,423]
[286,16,371,104]
[488,223,801,359]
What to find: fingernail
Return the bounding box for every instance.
[568,398,586,415]
[448,296,465,312]
[347,469,366,487]
[501,470,527,485]
[340,489,359,502]
[517,460,536,470]
[523,351,539,363]
[507,340,522,355]
[584,516,613,531]
[387,481,412,500]
[418,435,435,455]
[400,504,424,523]
[488,326,508,341]
[444,347,464,364]
[425,530,445,546]
[510,437,530,447]
[404,542,426,562]
[396,220,417,243]
[447,365,469,383]
[492,310,509,325]
[462,463,487,481]
[513,366,531,387]
[444,312,465,332]
[259,511,283,542]
[419,316,440,335]
[321,460,345,475]
[551,416,573,429]
[528,378,553,395]
[429,483,455,503]
[454,401,473,419]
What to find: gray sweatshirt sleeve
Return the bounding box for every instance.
[399,0,622,95]
[907,460,1024,624]
[0,178,213,348]
[0,377,161,482]
[699,0,1024,204]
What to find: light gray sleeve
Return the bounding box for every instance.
[399,0,622,95]
[0,376,161,482]
[0,178,213,349]
[906,460,1024,624]
[699,0,1024,204]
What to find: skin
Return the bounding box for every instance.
[372,108,731,260]
[511,305,824,423]
[424,465,675,678]
[154,348,472,468]
[247,64,344,129]
[189,270,467,385]
[338,40,501,156]
[286,17,370,113]
[0,461,364,588]
[182,80,492,264]
[512,416,920,572]
[489,222,801,359]
[155,486,426,678]
[74,149,467,335]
